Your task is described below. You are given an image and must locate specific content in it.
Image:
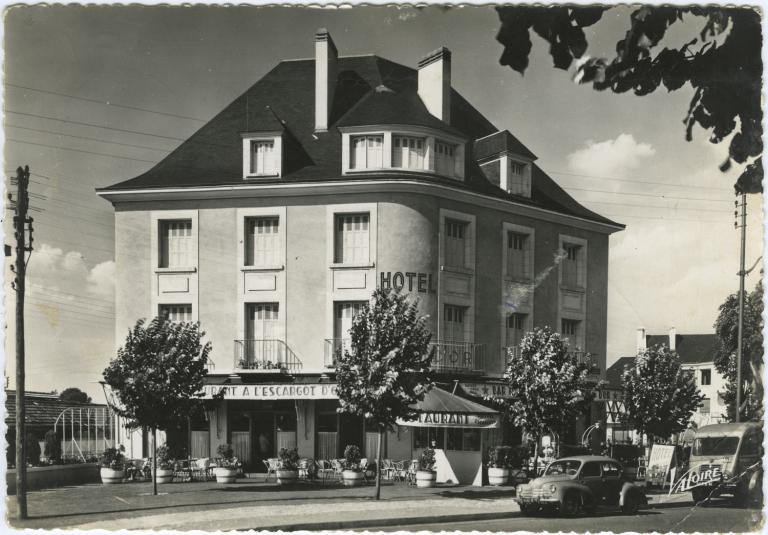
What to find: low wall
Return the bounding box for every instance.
[6,463,100,494]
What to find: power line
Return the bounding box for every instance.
[563,185,732,204]
[598,212,728,223]
[577,198,733,213]
[7,124,173,154]
[546,169,732,191]
[7,82,207,122]
[7,138,159,165]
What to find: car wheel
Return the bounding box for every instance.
[621,493,639,515]
[519,504,533,516]
[732,484,750,508]
[560,492,581,518]
[691,486,709,505]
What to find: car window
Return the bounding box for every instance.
[544,460,581,476]
[740,433,762,456]
[580,462,601,477]
[601,462,621,477]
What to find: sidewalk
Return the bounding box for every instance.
[5,476,694,531]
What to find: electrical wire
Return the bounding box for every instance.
[7,138,159,165]
[6,124,173,154]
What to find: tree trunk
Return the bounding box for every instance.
[375,428,383,500]
[152,427,158,496]
[531,436,539,478]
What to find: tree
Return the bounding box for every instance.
[59,387,91,404]
[713,281,764,421]
[335,288,434,500]
[102,317,212,495]
[621,345,704,446]
[495,327,592,471]
[495,6,762,194]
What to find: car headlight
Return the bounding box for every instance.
[549,484,557,493]
[516,485,523,495]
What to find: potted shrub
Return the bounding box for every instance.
[416,447,437,488]
[364,460,377,480]
[212,444,238,483]
[276,447,299,485]
[341,445,364,487]
[154,444,175,484]
[487,446,511,486]
[100,446,126,484]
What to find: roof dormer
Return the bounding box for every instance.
[241,131,283,179]
[475,130,537,198]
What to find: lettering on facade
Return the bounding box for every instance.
[380,271,436,293]
[459,382,514,399]
[398,412,499,429]
[669,466,724,494]
[202,383,339,400]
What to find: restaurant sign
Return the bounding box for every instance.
[202,383,338,400]
[397,412,499,429]
[459,382,514,399]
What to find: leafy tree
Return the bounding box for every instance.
[621,345,704,446]
[44,430,62,464]
[496,6,762,194]
[335,288,434,500]
[102,317,212,495]
[713,281,764,421]
[59,387,91,404]
[495,327,592,471]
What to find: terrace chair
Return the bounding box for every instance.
[331,459,345,481]
[406,460,420,486]
[298,458,312,480]
[192,458,214,481]
[315,459,335,485]
[263,458,279,482]
[172,460,191,483]
[391,460,406,482]
[381,459,395,481]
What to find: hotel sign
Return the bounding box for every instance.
[379,271,436,293]
[397,412,499,429]
[202,383,338,400]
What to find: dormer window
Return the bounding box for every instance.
[393,135,425,170]
[435,140,456,177]
[351,135,383,170]
[507,160,530,197]
[242,132,282,178]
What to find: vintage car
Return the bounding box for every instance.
[515,455,647,517]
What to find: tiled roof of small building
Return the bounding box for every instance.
[5,391,109,429]
[100,54,621,229]
[605,356,636,389]
[646,333,719,364]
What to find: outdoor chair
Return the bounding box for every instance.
[172,460,192,483]
[406,460,420,485]
[264,458,279,482]
[192,458,214,481]
[391,460,406,482]
[381,459,395,481]
[315,459,335,484]
[298,458,313,480]
[331,459,344,481]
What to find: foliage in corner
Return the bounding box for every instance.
[59,387,92,404]
[496,326,593,457]
[103,317,212,432]
[419,447,436,472]
[343,444,362,471]
[621,344,705,444]
[713,281,764,421]
[496,6,763,194]
[335,287,435,498]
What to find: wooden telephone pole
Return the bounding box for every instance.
[734,193,746,423]
[10,165,33,519]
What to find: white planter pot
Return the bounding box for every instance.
[342,470,364,487]
[154,468,174,484]
[276,469,298,485]
[488,467,510,486]
[213,467,237,484]
[416,470,436,488]
[100,467,124,485]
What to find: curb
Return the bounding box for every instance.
[250,511,518,532]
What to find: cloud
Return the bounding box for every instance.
[567,134,656,177]
[87,260,116,300]
[27,243,114,301]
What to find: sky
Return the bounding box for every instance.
[2,5,764,401]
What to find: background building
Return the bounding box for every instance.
[98,30,622,473]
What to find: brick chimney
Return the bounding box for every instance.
[669,327,677,351]
[315,28,337,132]
[636,327,646,353]
[418,47,451,123]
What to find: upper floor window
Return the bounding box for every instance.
[443,304,467,342]
[561,318,583,349]
[351,135,383,170]
[435,141,456,176]
[245,217,279,267]
[700,368,712,386]
[242,134,282,178]
[506,313,527,348]
[392,136,425,170]
[507,231,532,280]
[562,243,584,288]
[159,304,192,323]
[159,219,193,268]
[700,398,711,414]
[335,213,370,264]
[251,140,277,175]
[508,161,529,196]
[444,219,469,269]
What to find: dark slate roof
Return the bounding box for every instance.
[646,334,718,364]
[100,55,622,230]
[605,357,635,389]
[5,392,108,429]
[474,130,537,161]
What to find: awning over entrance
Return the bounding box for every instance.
[396,387,500,429]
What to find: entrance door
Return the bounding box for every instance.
[339,414,364,457]
[245,303,279,364]
[252,412,275,471]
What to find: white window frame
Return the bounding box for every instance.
[334,212,371,264]
[503,223,534,282]
[152,211,198,273]
[339,125,465,180]
[505,312,529,349]
[158,219,194,269]
[159,304,193,323]
[350,134,385,170]
[392,134,426,171]
[443,303,468,343]
[245,216,281,268]
[242,132,283,178]
[440,209,475,273]
[559,235,588,290]
[327,203,378,269]
[560,317,584,351]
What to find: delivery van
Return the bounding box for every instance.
[687,422,762,506]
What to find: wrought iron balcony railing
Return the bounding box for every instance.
[324,338,352,368]
[234,339,302,372]
[429,340,485,374]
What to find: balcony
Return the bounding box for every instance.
[503,346,600,378]
[324,338,352,368]
[234,339,302,372]
[429,341,485,375]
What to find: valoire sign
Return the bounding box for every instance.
[397,412,499,429]
[202,384,338,400]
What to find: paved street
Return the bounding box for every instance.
[366,500,764,533]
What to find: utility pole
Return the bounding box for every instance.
[734,193,747,423]
[10,165,33,519]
